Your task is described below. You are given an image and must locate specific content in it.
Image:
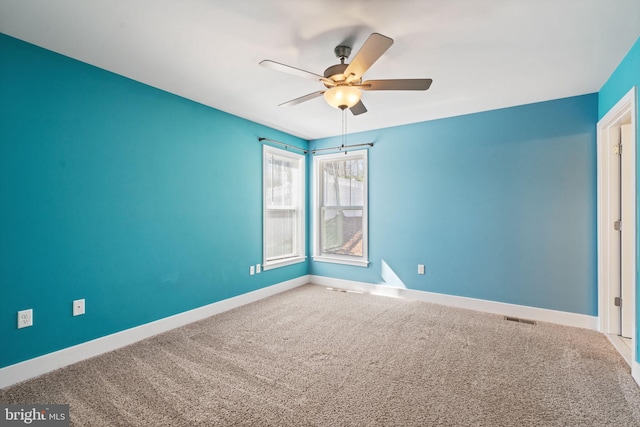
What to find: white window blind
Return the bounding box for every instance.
[263,146,305,269]
[313,150,368,266]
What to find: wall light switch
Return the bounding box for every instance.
[418,264,425,275]
[73,299,85,316]
[250,265,255,275]
[18,309,33,329]
[256,264,261,274]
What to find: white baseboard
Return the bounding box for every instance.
[606,335,640,388]
[605,334,633,366]
[0,276,309,389]
[309,275,599,330]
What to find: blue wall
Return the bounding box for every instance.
[598,36,640,362]
[0,34,308,368]
[311,94,598,316]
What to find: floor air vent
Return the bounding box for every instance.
[504,316,537,325]
[326,287,364,294]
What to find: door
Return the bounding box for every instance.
[620,123,633,338]
[609,124,633,338]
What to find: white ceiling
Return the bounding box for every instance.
[1,0,639,140]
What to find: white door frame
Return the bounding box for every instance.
[597,87,637,375]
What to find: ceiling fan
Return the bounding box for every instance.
[260,33,432,115]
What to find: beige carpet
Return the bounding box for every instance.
[2,284,640,426]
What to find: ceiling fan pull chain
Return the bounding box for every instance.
[342,109,348,154]
[345,110,348,154]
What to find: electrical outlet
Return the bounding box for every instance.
[17,309,33,329]
[250,265,255,275]
[73,299,85,316]
[418,264,425,275]
[256,264,261,274]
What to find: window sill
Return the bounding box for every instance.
[263,256,307,271]
[312,256,369,268]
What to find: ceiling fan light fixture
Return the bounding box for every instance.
[323,86,361,110]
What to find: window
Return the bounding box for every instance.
[313,150,368,266]
[263,146,305,270]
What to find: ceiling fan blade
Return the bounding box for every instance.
[278,91,325,107]
[260,60,334,85]
[361,79,433,91]
[350,100,367,116]
[343,33,393,80]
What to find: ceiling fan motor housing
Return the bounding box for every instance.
[324,63,349,85]
[323,45,357,86]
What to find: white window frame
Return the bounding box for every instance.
[263,145,306,270]
[313,150,368,267]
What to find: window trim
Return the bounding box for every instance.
[262,145,306,271]
[312,150,369,267]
